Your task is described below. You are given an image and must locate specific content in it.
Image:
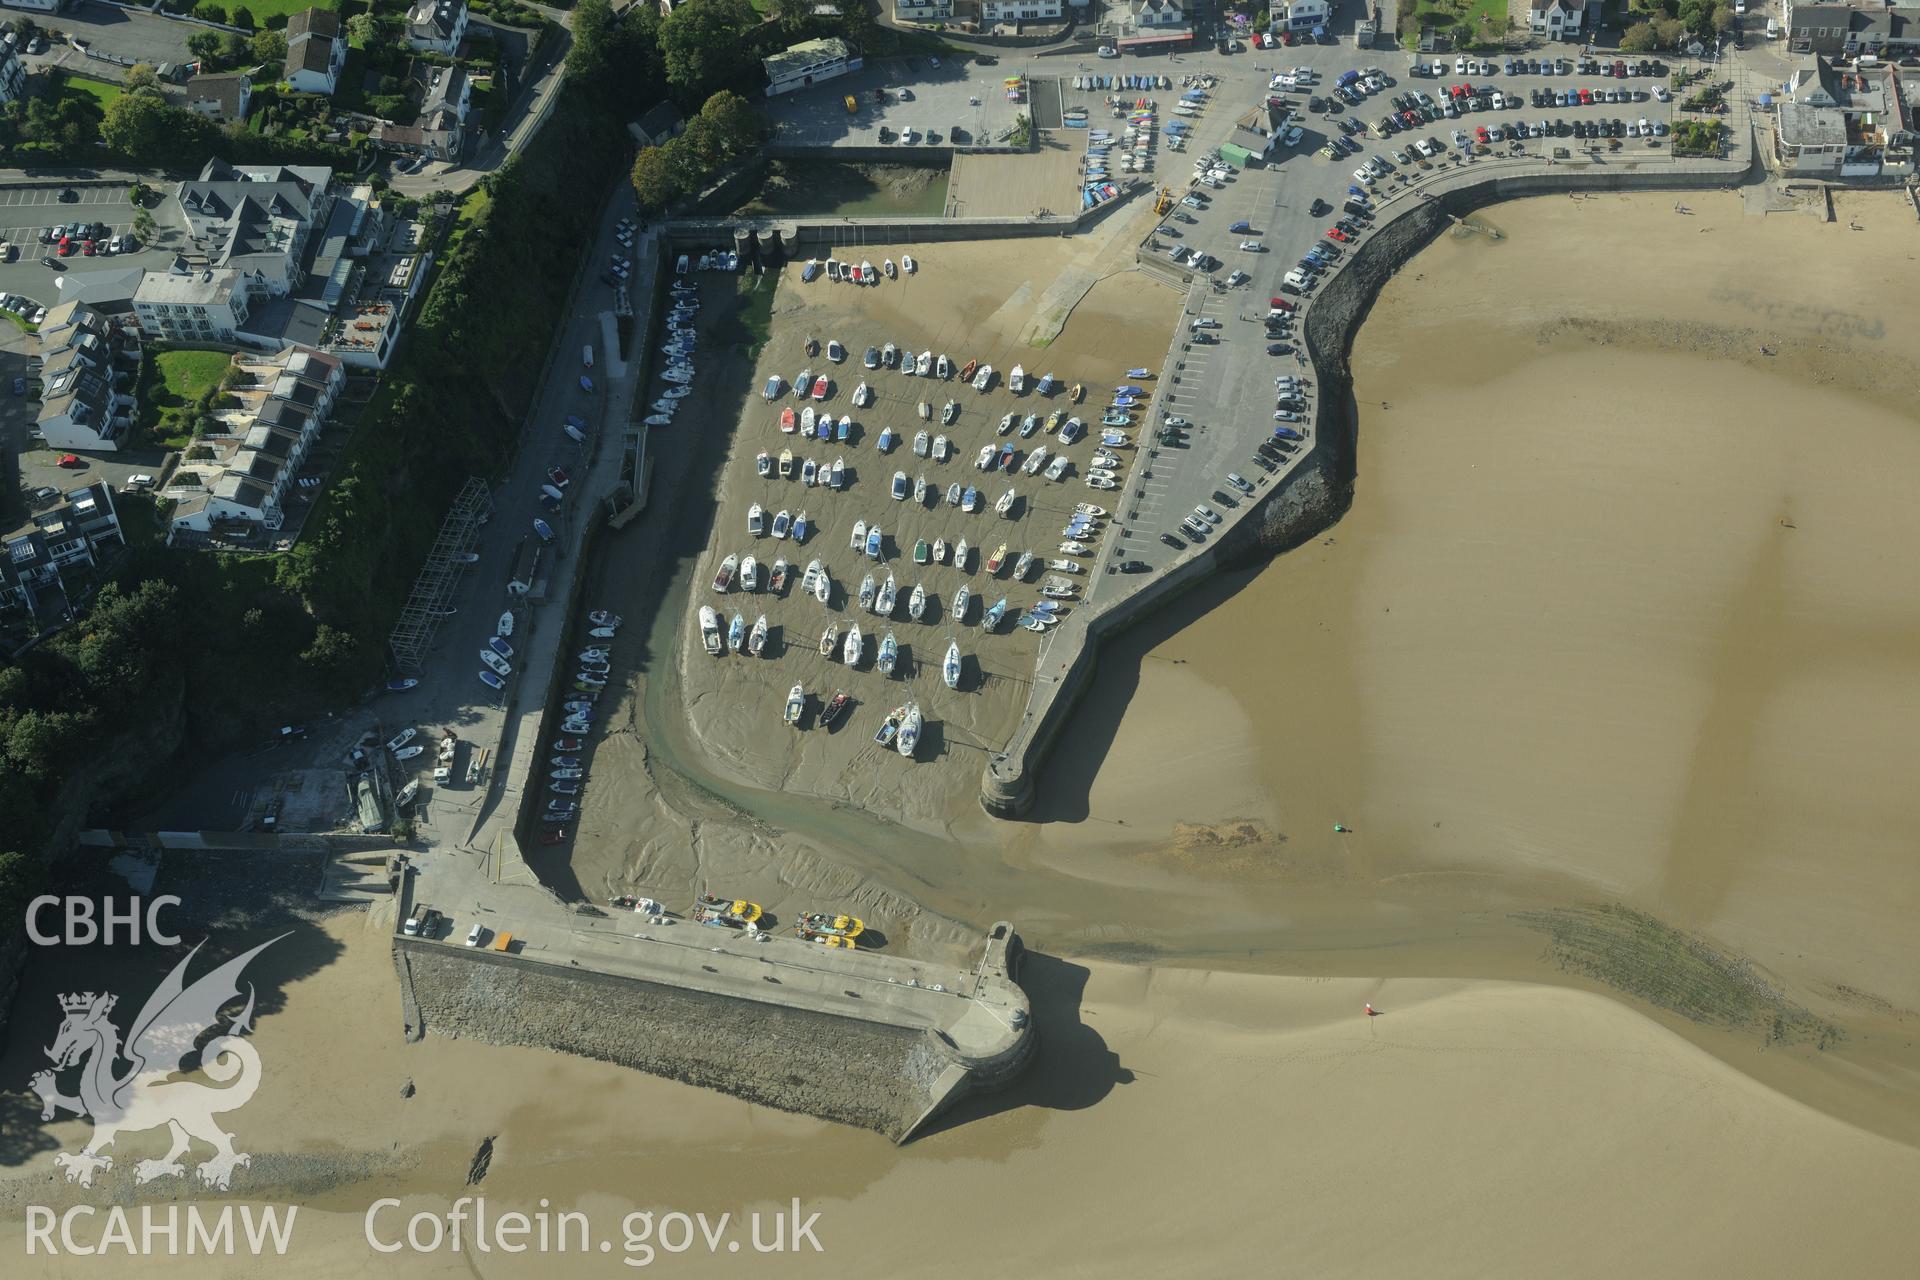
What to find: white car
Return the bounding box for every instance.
[1454,56,1468,74]
[1281,125,1304,147]
[466,923,485,947]
[1654,85,1670,102]
[1238,240,1265,252]
[1354,167,1376,186]
[1194,504,1221,525]
[1414,137,1436,157]
[1225,270,1250,287]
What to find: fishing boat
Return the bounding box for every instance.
[956,537,971,571]
[1014,551,1035,580]
[740,556,759,592]
[962,486,981,513]
[589,626,618,640]
[799,406,814,436]
[794,510,810,541]
[1060,539,1092,555]
[918,400,932,422]
[1101,431,1131,448]
[712,553,737,592]
[946,481,963,507]
[865,525,883,559]
[884,258,897,279]
[780,409,797,435]
[756,451,772,478]
[953,583,972,623]
[802,258,822,283]
[998,444,1018,472]
[772,509,792,539]
[891,470,909,501]
[937,353,952,380]
[882,342,898,367]
[996,488,1018,518]
[796,367,812,397]
[1093,450,1122,470]
[1045,455,1072,482]
[1070,381,1084,403]
[915,351,932,377]
[1076,503,1109,518]
[1020,615,1050,633]
[827,339,846,363]
[1019,414,1040,439]
[1024,447,1050,476]
[860,260,875,284]
[1042,583,1078,601]
[843,623,863,666]
[896,703,922,759]
[728,611,746,652]
[1037,372,1057,396]
[914,474,928,504]
[987,543,1008,574]
[1087,475,1117,491]
[700,606,723,655]
[877,631,898,675]
[827,458,845,489]
[590,610,622,628]
[972,364,994,392]
[943,640,962,689]
[802,458,818,486]
[977,444,996,470]
[914,538,931,565]
[932,537,948,565]
[853,381,871,407]
[805,335,820,357]
[982,597,1008,630]
[387,678,419,693]
[960,358,978,383]
[748,503,765,536]
[811,376,829,401]
[876,573,897,616]
[859,573,877,611]
[779,449,794,478]
[1010,365,1026,394]
[903,254,918,274]
[999,412,1017,436]
[851,519,868,551]
[644,414,674,428]
[908,582,928,621]
[771,558,790,591]
[1058,416,1085,445]
[819,621,839,657]
[879,426,896,452]
[785,684,805,725]
[749,615,768,656]
[1049,558,1083,574]
[874,707,902,747]
[822,690,850,726]
[1102,412,1131,427]
[914,429,930,457]
[805,558,827,602]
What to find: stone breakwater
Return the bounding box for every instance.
[394,922,1033,1144]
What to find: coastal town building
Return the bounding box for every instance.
[0,42,27,106]
[1224,100,1289,163]
[33,303,139,453]
[763,38,862,97]
[1784,0,1920,57]
[406,0,469,54]
[169,72,252,123]
[1528,0,1595,41]
[627,102,685,148]
[1276,0,1330,34]
[1772,54,1915,175]
[132,268,252,344]
[1110,0,1193,51]
[0,483,123,623]
[284,8,347,96]
[0,0,68,14]
[175,160,332,299]
[981,0,1063,20]
[893,0,956,19]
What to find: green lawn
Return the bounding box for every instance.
[65,76,124,109]
[241,0,343,22]
[155,349,233,403]
[1398,0,1513,49]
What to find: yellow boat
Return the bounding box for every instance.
[693,894,763,927]
[800,928,858,949]
[1069,382,1084,403]
[798,911,864,938]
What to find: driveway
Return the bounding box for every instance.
[0,181,185,307]
[23,0,198,77]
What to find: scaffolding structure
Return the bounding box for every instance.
[387,478,493,674]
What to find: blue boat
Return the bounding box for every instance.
[386,678,419,693]
[836,416,850,442]
[982,597,1008,631]
[533,518,555,542]
[816,418,831,441]
[579,376,594,393]
[565,414,588,430]
[879,427,896,452]
[1101,412,1131,427]
[793,511,810,541]
[864,526,882,559]
[962,485,980,513]
[1117,384,1144,395]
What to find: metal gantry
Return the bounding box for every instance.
[387,477,492,673]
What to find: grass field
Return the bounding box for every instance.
[155,349,232,403]
[64,76,124,109]
[238,0,342,22]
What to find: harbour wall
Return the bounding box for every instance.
[982,156,1760,817]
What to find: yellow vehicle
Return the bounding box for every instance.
[490,932,514,952]
[1154,186,1173,215]
[800,928,858,950]
[693,894,763,927]
[845,94,858,115]
[797,911,864,938]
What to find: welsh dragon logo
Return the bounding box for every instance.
[28,935,285,1191]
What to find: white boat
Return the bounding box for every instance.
[1010,365,1026,394]
[877,630,898,676]
[772,508,792,539]
[914,474,929,504]
[853,381,871,407]
[918,400,932,421]
[883,342,898,367]
[896,703,922,758]
[800,406,816,436]
[937,353,952,380]
[1060,540,1092,555]
[851,519,867,551]
[740,556,759,592]
[892,469,910,501]
[953,583,971,623]
[796,367,812,398]
[1014,551,1035,580]
[972,364,994,393]
[750,614,768,656]
[903,254,918,274]
[999,412,1016,435]
[1037,372,1056,395]
[932,434,949,462]
[914,429,930,457]
[802,258,821,282]
[756,451,771,477]
[772,557,790,592]
[589,626,618,640]
[1049,558,1084,574]
[977,444,995,470]
[955,538,971,571]
[860,260,875,284]
[779,449,794,478]
[785,684,805,725]
[812,561,830,604]
[946,481,963,507]
[802,458,817,486]
[712,552,738,593]
[827,339,846,363]
[1076,503,1109,518]
[943,640,962,689]
[916,351,932,376]
[843,622,863,666]
[884,258,897,279]
[1086,475,1118,491]
[819,620,839,657]
[748,503,764,536]
[876,573,897,616]
[996,488,1018,518]
[908,582,928,620]
[933,537,948,564]
[859,573,877,611]
[828,457,845,489]
[942,399,958,426]
[1023,447,1050,476]
[1044,455,1072,482]
[729,611,746,652]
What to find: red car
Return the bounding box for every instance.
[1280,31,1295,45]
[1474,125,1490,144]
[81,240,96,256]
[56,239,74,256]
[1326,227,1351,242]
[1269,297,1296,312]
[1579,88,1593,104]
[57,453,84,468]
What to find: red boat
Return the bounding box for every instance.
[821,689,850,726]
[780,407,796,433]
[811,376,829,400]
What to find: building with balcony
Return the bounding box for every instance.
[284,8,347,96]
[406,0,469,55]
[0,483,124,623]
[1785,0,1920,57]
[175,160,333,300]
[34,303,139,453]
[763,38,862,97]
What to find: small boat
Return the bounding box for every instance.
[772,509,792,539]
[1013,551,1035,580]
[865,346,881,370]
[865,525,883,559]
[748,503,765,536]
[903,254,918,274]
[946,481,963,507]
[982,597,1008,630]
[828,458,845,489]
[999,413,1017,436]
[962,486,980,514]
[937,354,952,380]
[794,510,811,541]
[799,406,814,435]
[766,373,788,397]
[953,583,972,623]
[860,260,874,284]
[805,558,827,603]
[882,342,898,367]
[785,684,805,726]
[812,376,829,401]
[779,449,794,478]
[771,558,790,592]
[914,474,928,504]
[780,409,797,435]
[590,610,621,628]
[589,626,618,640]
[874,706,902,746]
[851,519,868,551]
[750,614,768,656]
[1037,373,1056,396]
[880,427,896,453]
[819,621,839,657]
[1101,432,1131,449]
[740,556,759,592]
[987,543,1008,574]
[802,458,818,486]
[712,553,737,592]
[977,444,996,470]
[827,339,846,363]
[1070,382,1084,403]
[942,400,959,426]
[896,703,922,759]
[859,573,877,611]
[843,623,863,666]
[1102,413,1131,428]
[1058,417,1085,445]
[960,358,979,382]
[885,258,897,279]
[956,537,971,571]
[878,631,898,675]
[796,367,812,397]
[1019,414,1040,438]
[1042,584,1078,601]
[943,640,962,689]
[822,690,850,726]
[1045,455,1072,482]
[1049,558,1083,574]
[892,470,910,501]
[1010,365,1026,394]
[1060,540,1092,555]
[908,582,928,620]
[533,518,555,543]
[805,335,820,356]
[933,434,949,462]
[1023,447,1049,476]
[914,429,930,458]
[1076,503,1109,518]
[1045,410,1064,436]
[479,669,506,692]
[933,537,948,564]
[917,400,932,423]
[876,573,897,616]
[1020,615,1051,632]
[728,611,746,652]
[1093,451,1121,471]
[916,351,932,376]
[853,381,871,407]
[387,677,419,693]
[914,538,931,565]
[996,488,1018,518]
[757,450,772,477]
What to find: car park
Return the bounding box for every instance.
[1225,473,1255,496]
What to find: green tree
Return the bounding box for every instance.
[251,28,286,63]
[198,3,228,25]
[1710,2,1734,34]
[772,0,813,35]
[188,30,224,64]
[661,0,760,98]
[630,146,681,211]
[100,93,172,156]
[232,4,254,27]
[348,12,379,45]
[1655,15,1690,44]
[125,63,159,90]
[567,0,616,86]
[133,208,157,241]
[1621,21,1659,51]
[697,88,762,154]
